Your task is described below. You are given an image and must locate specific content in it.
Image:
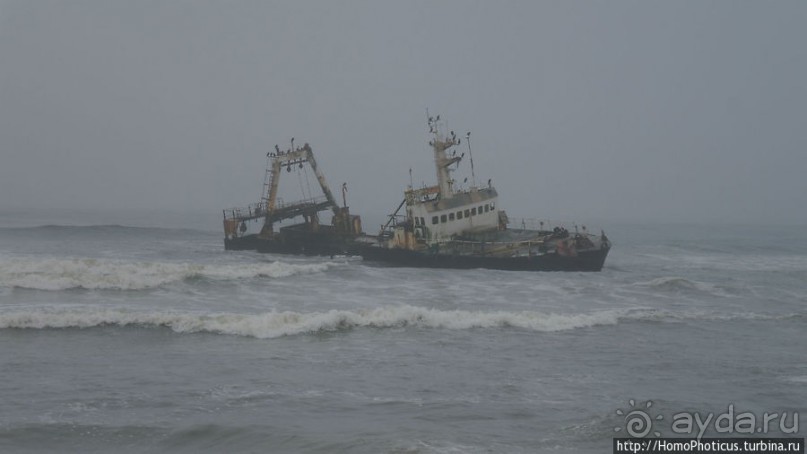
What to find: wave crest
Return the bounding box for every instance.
[0,258,340,290]
[0,306,797,338]
[0,306,631,338]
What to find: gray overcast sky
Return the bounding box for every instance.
[1,1,805,226]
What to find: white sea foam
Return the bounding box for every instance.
[0,305,791,338]
[0,257,340,290]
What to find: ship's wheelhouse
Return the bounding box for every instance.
[408,187,499,240]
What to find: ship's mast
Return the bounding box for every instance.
[427,115,462,199]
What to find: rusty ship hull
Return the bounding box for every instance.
[359,244,609,272]
[224,225,361,257]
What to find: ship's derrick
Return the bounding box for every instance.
[223,141,361,241]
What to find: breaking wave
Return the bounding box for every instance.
[643,277,702,290]
[0,257,341,290]
[0,306,627,337]
[0,306,795,339]
[631,276,732,297]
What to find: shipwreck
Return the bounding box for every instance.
[222,140,362,256]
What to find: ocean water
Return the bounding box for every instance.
[0,211,805,453]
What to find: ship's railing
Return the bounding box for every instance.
[507,217,600,235]
[431,237,544,246]
[223,195,330,222]
[223,202,267,222]
[427,237,550,256]
[269,195,328,211]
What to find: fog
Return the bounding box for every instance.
[1,1,805,229]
